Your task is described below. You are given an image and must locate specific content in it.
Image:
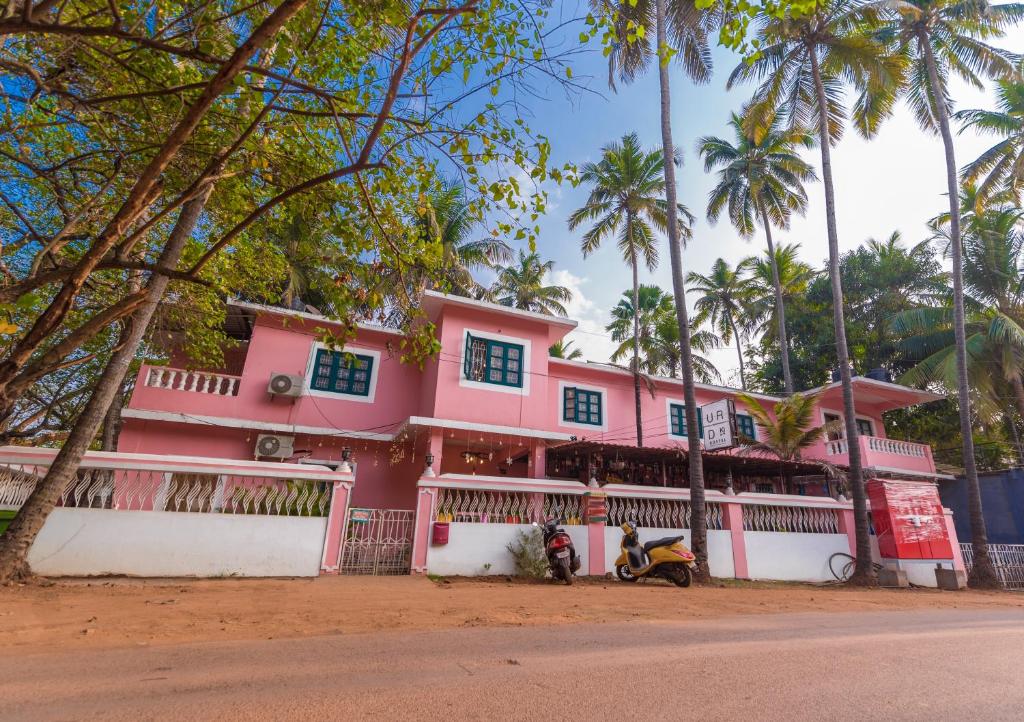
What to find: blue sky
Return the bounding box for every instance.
[494,6,1024,387]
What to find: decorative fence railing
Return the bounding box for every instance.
[0,449,350,518]
[144,366,241,396]
[340,508,415,576]
[742,504,840,534]
[605,495,724,530]
[433,488,585,525]
[961,542,1024,590]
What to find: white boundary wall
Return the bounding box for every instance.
[744,531,851,582]
[603,527,735,579]
[28,508,327,577]
[425,522,589,576]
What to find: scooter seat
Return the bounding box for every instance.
[643,535,685,553]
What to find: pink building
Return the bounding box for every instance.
[119,291,947,515]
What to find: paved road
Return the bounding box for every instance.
[3,609,1022,721]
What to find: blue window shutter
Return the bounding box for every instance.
[464,333,473,380]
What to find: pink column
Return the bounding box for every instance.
[425,428,444,476]
[721,500,748,580]
[410,485,439,574]
[585,491,607,576]
[944,510,966,573]
[320,481,352,574]
[527,440,545,479]
[836,507,857,555]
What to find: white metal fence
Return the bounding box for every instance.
[340,508,415,575]
[961,542,1024,590]
[742,504,839,534]
[606,495,724,530]
[433,488,585,525]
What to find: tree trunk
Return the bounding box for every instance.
[807,45,873,585]
[920,36,999,588]
[100,382,124,452]
[760,206,794,394]
[656,0,708,582]
[729,312,746,390]
[0,187,213,582]
[629,242,644,447]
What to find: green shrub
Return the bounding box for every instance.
[506,527,548,579]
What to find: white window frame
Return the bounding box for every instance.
[820,407,877,439]
[558,380,608,431]
[304,342,381,404]
[458,327,531,397]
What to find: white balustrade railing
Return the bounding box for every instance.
[742,503,839,534]
[0,447,351,517]
[144,366,240,396]
[863,435,929,458]
[824,439,848,455]
[606,495,723,530]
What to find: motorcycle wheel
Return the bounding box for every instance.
[557,557,573,585]
[667,563,692,588]
[615,564,638,582]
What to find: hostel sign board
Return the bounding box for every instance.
[702,399,738,451]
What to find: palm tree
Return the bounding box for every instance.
[878,0,1021,589]
[413,180,512,298]
[606,285,722,382]
[697,109,817,393]
[549,339,584,360]
[596,0,720,581]
[957,77,1024,207]
[687,258,755,390]
[731,0,905,585]
[490,251,573,316]
[736,391,831,493]
[897,205,1024,421]
[742,243,817,346]
[569,133,694,448]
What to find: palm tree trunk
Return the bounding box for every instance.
[629,241,644,447]
[760,205,794,394]
[729,312,747,390]
[0,186,213,582]
[808,45,872,585]
[656,0,708,582]
[920,36,999,588]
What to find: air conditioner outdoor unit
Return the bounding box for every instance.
[256,434,294,459]
[267,372,303,397]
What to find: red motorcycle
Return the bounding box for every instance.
[539,518,580,585]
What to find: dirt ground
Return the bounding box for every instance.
[2,575,1021,654]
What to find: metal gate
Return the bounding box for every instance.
[339,508,414,575]
[961,543,1024,589]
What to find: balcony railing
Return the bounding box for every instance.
[144,366,240,396]
[822,434,935,474]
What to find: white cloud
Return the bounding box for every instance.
[547,268,618,363]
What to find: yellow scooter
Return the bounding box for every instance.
[614,520,696,587]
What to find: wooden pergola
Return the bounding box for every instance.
[545,440,834,495]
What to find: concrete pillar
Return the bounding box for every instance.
[836,507,857,556]
[585,491,607,576]
[721,500,748,580]
[424,428,444,477]
[319,481,353,574]
[527,440,545,479]
[410,485,439,574]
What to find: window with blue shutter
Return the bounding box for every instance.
[737,413,756,440]
[563,387,602,425]
[464,333,524,388]
[311,348,374,396]
[669,403,703,438]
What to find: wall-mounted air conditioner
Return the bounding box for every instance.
[255,434,294,459]
[267,372,303,397]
